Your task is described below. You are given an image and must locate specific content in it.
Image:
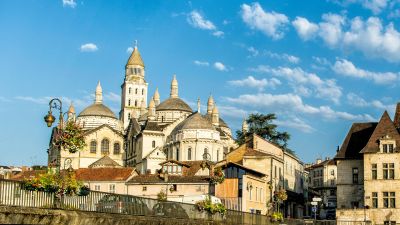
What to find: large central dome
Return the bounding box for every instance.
[156,98,192,112]
[78,103,117,119]
[172,112,215,133]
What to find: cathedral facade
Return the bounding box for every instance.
[48,45,236,173]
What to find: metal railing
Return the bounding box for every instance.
[0,179,335,225]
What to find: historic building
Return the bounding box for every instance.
[335,104,400,224]
[48,44,236,173]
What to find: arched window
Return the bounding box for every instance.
[152,140,156,148]
[134,100,137,107]
[203,148,209,160]
[176,148,180,161]
[128,87,131,94]
[90,140,97,153]
[188,147,192,160]
[113,142,120,155]
[142,89,144,95]
[128,113,131,120]
[101,139,110,154]
[161,116,164,122]
[135,88,138,94]
[128,99,131,106]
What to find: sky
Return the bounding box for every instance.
[1,0,400,166]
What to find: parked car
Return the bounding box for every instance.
[152,201,189,218]
[96,194,150,215]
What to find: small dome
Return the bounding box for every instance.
[156,98,192,112]
[78,103,117,119]
[126,47,144,68]
[172,113,215,133]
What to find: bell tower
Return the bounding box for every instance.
[120,41,148,130]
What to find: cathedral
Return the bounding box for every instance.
[48,45,237,174]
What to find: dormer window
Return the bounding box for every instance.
[162,163,182,175]
[383,144,394,153]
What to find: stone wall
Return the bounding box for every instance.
[337,208,400,224]
[0,205,226,225]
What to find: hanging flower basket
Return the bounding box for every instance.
[209,167,225,184]
[54,121,86,153]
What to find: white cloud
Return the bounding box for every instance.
[293,14,400,62]
[214,62,228,71]
[226,93,374,121]
[332,58,399,84]
[240,2,289,40]
[331,0,390,14]
[126,47,134,54]
[187,10,223,37]
[228,76,281,91]
[247,47,260,57]
[265,51,300,64]
[292,17,319,40]
[103,92,120,103]
[276,117,315,133]
[62,0,76,8]
[347,93,396,112]
[80,43,98,52]
[193,60,210,66]
[252,65,342,103]
[212,31,224,37]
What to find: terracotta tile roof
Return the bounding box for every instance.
[361,111,400,153]
[159,160,206,176]
[335,122,377,160]
[143,121,162,131]
[244,148,270,157]
[75,168,134,181]
[225,144,247,163]
[306,159,335,169]
[11,170,46,181]
[84,124,123,136]
[127,174,209,184]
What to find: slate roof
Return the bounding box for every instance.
[75,168,134,181]
[172,112,215,132]
[88,155,122,168]
[78,103,117,119]
[203,114,229,128]
[334,122,377,160]
[84,124,123,136]
[156,98,192,112]
[143,121,163,131]
[361,111,400,153]
[216,161,266,177]
[394,103,400,129]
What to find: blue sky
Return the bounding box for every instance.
[1,0,400,166]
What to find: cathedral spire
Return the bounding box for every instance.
[207,95,214,115]
[154,88,160,106]
[148,98,156,121]
[212,103,219,126]
[170,75,179,98]
[67,102,76,122]
[197,97,201,113]
[242,118,249,133]
[95,81,103,104]
[126,41,144,68]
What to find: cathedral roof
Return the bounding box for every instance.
[203,114,229,128]
[172,112,215,133]
[126,47,144,68]
[88,155,122,168]
[156,97,192,112]
[78,103,117,119]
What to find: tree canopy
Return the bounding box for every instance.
[236,113,294,154]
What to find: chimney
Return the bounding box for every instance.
[394,103,400,128]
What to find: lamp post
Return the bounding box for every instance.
[43,98,64,174]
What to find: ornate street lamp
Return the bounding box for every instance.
[43,98,64,174]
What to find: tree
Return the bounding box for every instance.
[236,113,294,154]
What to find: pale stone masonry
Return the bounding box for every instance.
[335,104,400,224]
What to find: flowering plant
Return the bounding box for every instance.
[54,121,86,153]
[195,196,226,215]
[209,167,225,184]
[274,189,288,202]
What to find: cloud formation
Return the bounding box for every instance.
[332,59,399,84]
[228,76,281,91]
[193,60,210,66]
[214,62,228,71]
[187,10,224,37]
[292,14,400,62]
[80,43,98,52]
[62,0,76,8]
[240,2,289,40]
[252,65,342,103]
